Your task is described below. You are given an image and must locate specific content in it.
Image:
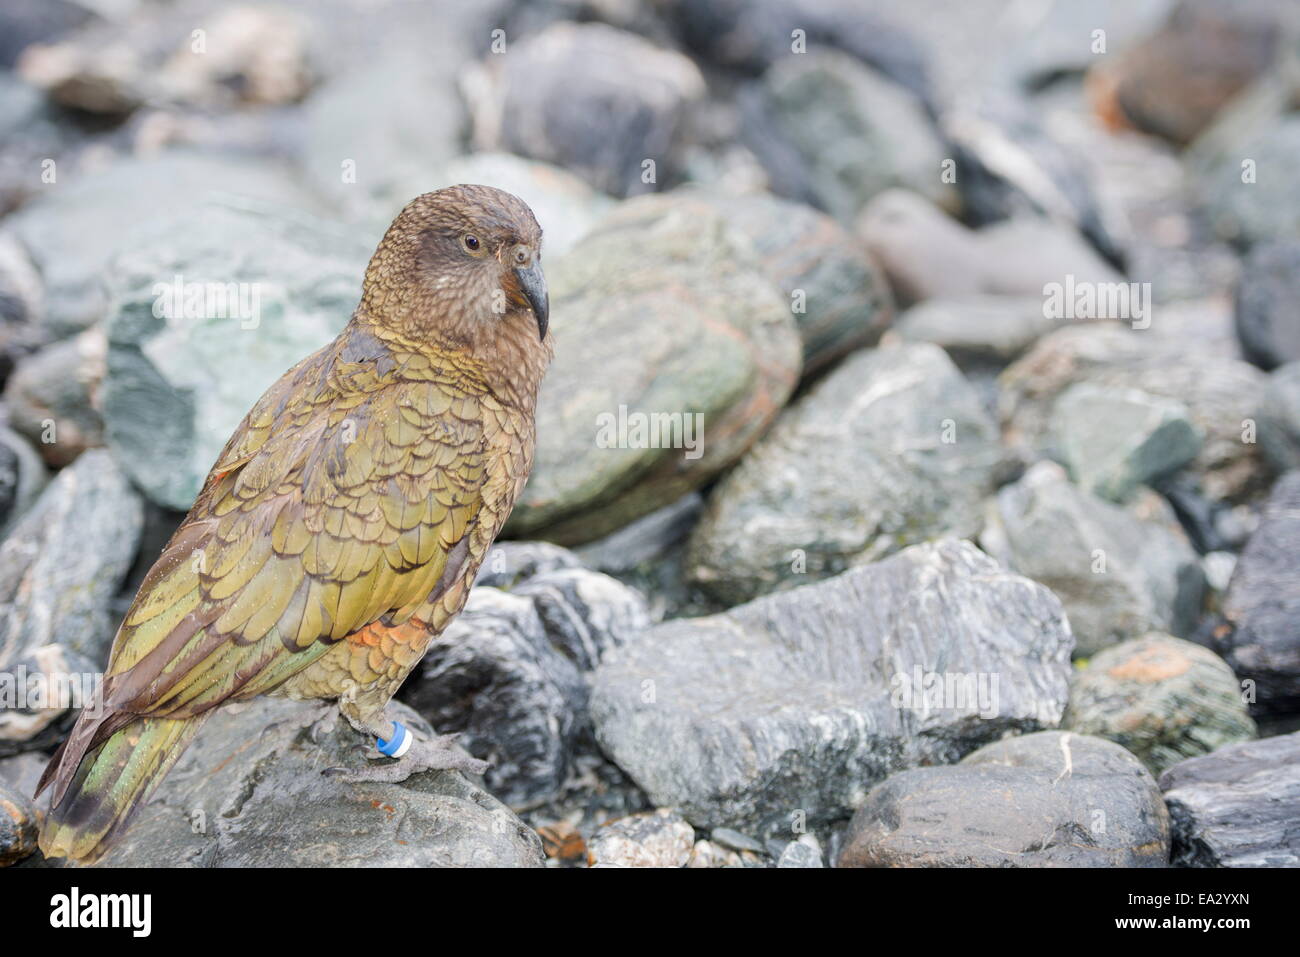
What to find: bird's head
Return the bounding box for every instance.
[360,184,550,348]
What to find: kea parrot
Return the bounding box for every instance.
[36,185,553,862]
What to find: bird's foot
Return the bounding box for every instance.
[322,720,489,783]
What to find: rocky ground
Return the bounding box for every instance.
[1,0,1299,868]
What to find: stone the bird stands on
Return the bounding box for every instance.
[37,185,553,863]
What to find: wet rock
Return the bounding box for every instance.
[3,328,105,467]
[982,462,1205,657]
[839,731,1170,867]
[87,697,543,867]
[1049,383,1202,502]
[685,189,894,374]
[687,342,1001,606]
[1259,362,1300,471]
[894,295,1061,365]
[403,565,650,805]
[744,52,951,223]
[587,808,693,868]
[999,324,1271,503]
[0,449,142,752]
[592,539,1073,836]
[99,200,370,510]
[1064,634,1255,775]
[0,779,39,867]
[0,424,47,536]
[1234,241,1300,370]
[3,152,327,340]
[671,0,933,104]
[464,22,704,197]
[507,194,801,544]
[857,190,1122,305]
[1216,471,1300,715]
[1160,731,1300,867]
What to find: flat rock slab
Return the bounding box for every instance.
[65,698,544,868]
[591,539,1073,836]
[1160,731,1300,867]
[838,731,1170,867]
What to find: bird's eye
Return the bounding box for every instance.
[463,234,480,252]
[514,247,528,265]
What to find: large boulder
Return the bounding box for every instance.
[591,540,1074,837]
[507,194,802,544]
[1,152,327,340]
[100,201,371,510]
[838,731,1170,867]
[982,462,1205,657]
[687,342,1002,606]
[1160,731,1300,867]
[82,698,544,867]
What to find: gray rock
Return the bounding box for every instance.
[857,190,1122,305]
[895,295,1062,365]
[3,328,105,467]
[1199,115,1300,247]
[0,450,142,752]
[687,342,1001,606]
[1216,471,1300,715]
[0,0,94,69]
[0,778,38,866]
[745,52,952,223]
[999,324,1272,503]
[0,423,47,537]
[587,808,694,868]
[1235,241,1300,369]
[944,89,1125,268]
[464,23,705,198]
[475,541,583,591]
[1160,731,1300,867]
[982,462,1205,657]
[100,200,371,510]
[85,698,543,867]
[592,539,1073,836]
[838,731,1170,867]
[1259,362,1300,471]
[506,193,801,544]
[1050,383,1202,502]
[1064,634,1255,775]
[403,566,650,805]
[2,152,327,340]
[0,231,44,377]
[777,835,825,868]
[575,493,703,576]
[670,0,933,105]
[684,189,894,374]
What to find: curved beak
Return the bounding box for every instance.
[514,261,549,340]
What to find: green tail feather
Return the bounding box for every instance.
[40,714,210,864]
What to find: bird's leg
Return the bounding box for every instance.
[322,684,489,783]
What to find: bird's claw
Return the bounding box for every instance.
[321,732,489,782]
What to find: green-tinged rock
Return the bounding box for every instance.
[687,341,1001,606]
[100,200,371,510]
[507,194,802,544]
[1064,634,1256,776]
